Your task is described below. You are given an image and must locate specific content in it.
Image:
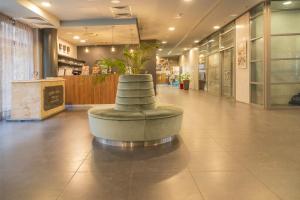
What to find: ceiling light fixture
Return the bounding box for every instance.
[111,0,121,4]
[73,35,80,40]
[80,40,86,43]
[41,1,51,7]
[162,41,167,44]
[183,48,189,51]
[111,46,116,52]
[283,1,292,5]
[111,26,116,53]
[183,0,193,2]
[158,48,163,51]
[85,47,89,53]
[168,27,175,31]
[213,25,220,30]
[194,40,199,43]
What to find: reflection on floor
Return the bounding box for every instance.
[0,85,300,200]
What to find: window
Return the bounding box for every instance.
[0,15,34,118]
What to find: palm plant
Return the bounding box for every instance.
[123,42,158,74]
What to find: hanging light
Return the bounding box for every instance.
[111,26,116,53]
[85,47,89,53]
[111,46,116,52]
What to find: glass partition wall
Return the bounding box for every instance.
[220,23,235,97]
[269,0,300,107]
[196,1,300,109]
[207,34,221,96]
[198,23,235,97]
[250,3,265,106]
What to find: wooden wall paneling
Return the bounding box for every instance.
[63,75,118,105]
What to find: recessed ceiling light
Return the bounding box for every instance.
[168,27,175,31]
[41,1,51,7]
[73,35,80,40]
[183,48,189,51]
[213,25,220,30]
[194,40,199,43]
[111,0,121,4]
[162,41,167,44]
[183,0,192,2]
[158,48,163,51]
[283,1,292,5]
[80,40,86,43]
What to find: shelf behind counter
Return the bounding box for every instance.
[64,74,119,105]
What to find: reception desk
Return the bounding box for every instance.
[11,79,65,120]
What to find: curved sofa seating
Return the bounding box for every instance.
[88,74,183,145]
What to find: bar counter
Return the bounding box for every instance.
[64,74,119,105]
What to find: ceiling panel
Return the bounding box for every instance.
[58,24,139,46]
[1,0,264,56]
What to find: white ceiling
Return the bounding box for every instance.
[0,0,263,56]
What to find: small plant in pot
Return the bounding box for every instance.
[181,73,191,90]
[179,75,184,89]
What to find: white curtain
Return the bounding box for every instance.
[0,14,34,119]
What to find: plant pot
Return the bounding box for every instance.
[115,74,156,111]
[183,80,190,90]
[179,83,184,89]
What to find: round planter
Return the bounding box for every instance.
[183,80,190,90]
[179,83,184,89]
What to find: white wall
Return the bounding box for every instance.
[179,48,199,90]
[235,13,250,103]
[57,38,77,58]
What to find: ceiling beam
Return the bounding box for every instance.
[60,18,138,27]
[17,0,60,27]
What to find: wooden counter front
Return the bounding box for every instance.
[64,75,119,104]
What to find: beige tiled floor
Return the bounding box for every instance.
[0,85,300,200]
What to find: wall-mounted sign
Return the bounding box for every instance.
[237,40,247,69]
[44,85,64,111]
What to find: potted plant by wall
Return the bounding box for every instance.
[181,73,191,90]
[179,75,184,89]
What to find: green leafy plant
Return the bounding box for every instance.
[93,58,126,84]
[180,73,191,81]
[97,58,126,74]
[93,41,158,84]
[123,42,159,74]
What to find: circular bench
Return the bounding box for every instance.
[88,74,183,146]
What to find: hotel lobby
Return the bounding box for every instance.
[1,0,300,200]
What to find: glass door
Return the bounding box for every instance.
[221,48,234,97]
[207,53,221,95]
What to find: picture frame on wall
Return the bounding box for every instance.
[237,40,247,69]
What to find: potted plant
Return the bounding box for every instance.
[179,75,184,89]
[181,73,191,90]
